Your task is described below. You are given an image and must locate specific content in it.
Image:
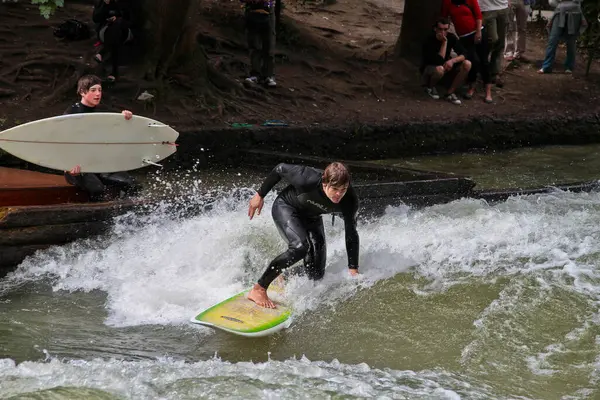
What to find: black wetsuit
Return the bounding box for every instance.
[63,103,137,200]
[256,163,360,289]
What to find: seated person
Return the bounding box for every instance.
[92,0,134,83]
[420,17,472,105]
[64,75,139,201]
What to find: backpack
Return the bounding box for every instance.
[54,19,91,41]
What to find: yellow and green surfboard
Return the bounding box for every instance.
[190,283,292,337]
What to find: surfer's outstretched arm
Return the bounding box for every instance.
[341,186,360,276]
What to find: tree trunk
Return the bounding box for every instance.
[394,0,442,62]
[140,0,206,83]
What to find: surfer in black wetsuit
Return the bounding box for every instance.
[63,74,138,200]
[247,162,360,308]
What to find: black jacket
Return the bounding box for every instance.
[420,32,466,72]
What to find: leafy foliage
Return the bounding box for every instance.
[30,0,64,19]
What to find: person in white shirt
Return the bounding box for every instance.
[505,0,534,61]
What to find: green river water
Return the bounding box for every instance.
[1,145,600,399]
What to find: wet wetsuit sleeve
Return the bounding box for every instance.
[256,163,311,197]
[341,187,360,268]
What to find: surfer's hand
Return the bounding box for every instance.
[248,193,264,219]
[122,110,133,120]
[349,268,359,276]
[69,165,81,175]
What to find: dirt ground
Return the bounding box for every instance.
[0,0,599,133]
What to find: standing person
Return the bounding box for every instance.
[92,0,134,83]
[247,163,360,308]
[420,17,472,105]
[504,0,534,61]
[241,0,277,87]
[442,0,493,103]
[538,0,587,74]
[479,0,510,87]
[63,75,138,200]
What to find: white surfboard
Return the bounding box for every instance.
[0,113,179,173]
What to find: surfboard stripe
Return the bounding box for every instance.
[0,138,177,146]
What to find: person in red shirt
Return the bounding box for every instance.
[442,0,493,103]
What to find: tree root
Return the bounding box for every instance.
[4,58,84,80]
[207,63,243,92]
[16,75,51,82]
[0,77,14,88]
[0,88,16,98]
[41,67,85,107]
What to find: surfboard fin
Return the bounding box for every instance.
[142,158,163,168]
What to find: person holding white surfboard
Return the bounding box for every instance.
[247,162,360,308]
[63,74,138,200]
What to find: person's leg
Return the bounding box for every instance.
[302,217,326,281]
[101,22,125,79]
[245,13,262,81]
[514,0,528,58]
[564,34,577,71]
[99,172,140,196]
[421,65,444,99]
[540,17,562,72]
[448,61,471,94]
[460,36,479,96]
[95,26,108,62]
[65,173,106,200]
[475,39,493,102]
[483,10,499,46]
[490,8,508,80]
[424,65,445,87]
[504,4,516,58]
[262,11,276,86]
[251,198,309,307]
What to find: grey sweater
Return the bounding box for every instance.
[549,0,587,35]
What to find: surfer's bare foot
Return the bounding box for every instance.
[248,284,275,308]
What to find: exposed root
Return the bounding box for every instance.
[4,58,85,79]
[0,88,16,98]
[16,75,51,82]
[41,67,85,107]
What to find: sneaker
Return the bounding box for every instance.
[425,86,439,100]
[514,53,531,63]
[565,69,573,74]
[445,93,461,105]
[245,76,259,84]
[264,76,277,87]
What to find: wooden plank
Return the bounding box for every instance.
[0,221,109,246]
[0,167,71,188]
[0,200,140,229]
[0,167,90,206]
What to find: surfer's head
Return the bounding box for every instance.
[322,162,350,203]
[77,75,103,107]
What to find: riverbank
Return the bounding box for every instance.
[1,1,599,137]
[174,113,600,164]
